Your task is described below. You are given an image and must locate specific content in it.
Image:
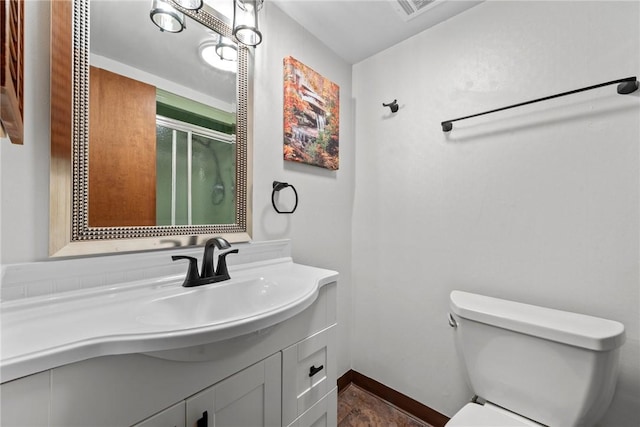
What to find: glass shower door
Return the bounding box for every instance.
[156,118,236,226]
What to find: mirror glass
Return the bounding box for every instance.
[49,0,251,257]
[89,0,236,227]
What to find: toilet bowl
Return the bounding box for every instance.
[446,290,625,427]
[447,401,542,426]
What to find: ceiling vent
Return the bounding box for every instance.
[391,0,442,22]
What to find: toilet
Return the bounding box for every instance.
[447,290,626,427]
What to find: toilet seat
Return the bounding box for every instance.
[446,402,544,427]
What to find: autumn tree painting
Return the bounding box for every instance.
[283,57,340,170]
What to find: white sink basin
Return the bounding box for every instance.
[0,258,338,383]
[136,276,310,327]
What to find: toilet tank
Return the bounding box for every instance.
[449,291,625,427]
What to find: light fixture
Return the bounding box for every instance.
[150,0,186,33]
[172,0,203,10]
[232,0,263,47]
[215,36,239,62]
[199,40,237,72]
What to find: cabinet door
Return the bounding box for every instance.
[282,326,336,426]
[132,402,185,427]
[0,371,50,426]
[186,353,281,427]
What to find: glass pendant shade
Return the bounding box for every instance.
[150,0,186,33]
[172,0,203,10]
[233,0,263,47]
[216,37,239,62]
[199,41,237,72]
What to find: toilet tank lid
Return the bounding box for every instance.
[450,291,626,351]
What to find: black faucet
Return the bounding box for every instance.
[171,237,239,287]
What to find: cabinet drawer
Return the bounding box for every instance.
[282,326,336,426]
[287,387,337,427]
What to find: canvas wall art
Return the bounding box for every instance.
[283,56,340,170]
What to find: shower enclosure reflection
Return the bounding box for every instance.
[156,118,236,226]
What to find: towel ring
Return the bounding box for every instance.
[271,181,298,214]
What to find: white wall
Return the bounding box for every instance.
[352,1,639,424]
[0,1,51,261]
[252,2,354,378]
[0,2,353,377]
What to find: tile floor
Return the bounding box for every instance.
[338,384,434,427]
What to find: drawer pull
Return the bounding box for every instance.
[197,411,208,427]
[309,365,324,377]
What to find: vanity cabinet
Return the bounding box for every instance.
[1,282,337,427]
[134,402,186,427]
[132,326,337,427]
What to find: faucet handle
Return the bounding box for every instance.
[172,256,201,287]
[215,249,239,280]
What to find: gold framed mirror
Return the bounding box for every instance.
[50,0,252,257]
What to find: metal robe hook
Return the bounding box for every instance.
[382,99,399,113]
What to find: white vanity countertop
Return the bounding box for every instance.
[0,258,338,383]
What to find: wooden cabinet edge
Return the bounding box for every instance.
[1,0,25,145]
